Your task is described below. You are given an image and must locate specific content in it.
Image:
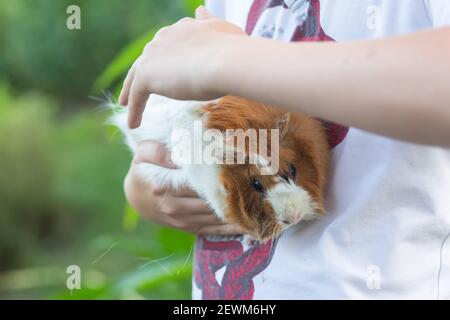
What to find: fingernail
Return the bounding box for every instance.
[128,118,135,129]
[152,186,166,196]
[128,118,138,129]
[132,114,143,129]
[119,97,127,107]
[165,152,178,168]
[195,5,206,16]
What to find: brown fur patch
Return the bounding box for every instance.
[202,96,330,240]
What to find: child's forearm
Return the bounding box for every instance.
[120,9,450,147]
[215,28,450,147]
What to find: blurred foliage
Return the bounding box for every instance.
[95,0,203,93]
[0,83,195,300]
[93,29,158,95]
[0,87,62,270]
[0,0,201,300]
[0,0,187,100]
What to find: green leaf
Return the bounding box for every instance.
[0,267,63,292]
[183,0,203,14]
[93,0,203,94]
[115,259,192,295]
[122,203,139,232]
[93,28,159,93]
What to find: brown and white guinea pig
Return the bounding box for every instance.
[112,94,330,241]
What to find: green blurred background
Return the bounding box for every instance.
[0,0,202,300]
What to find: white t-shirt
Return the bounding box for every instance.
[193,0,450,300]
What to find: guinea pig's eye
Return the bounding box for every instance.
[289,164,297,178]
[251,178,264,193]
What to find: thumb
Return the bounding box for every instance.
[134,140,178,169]
[195,6,215,20]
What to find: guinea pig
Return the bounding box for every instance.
[112,95,330,241]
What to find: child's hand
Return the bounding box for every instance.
[124,140,247,236]
[119,6,247,129]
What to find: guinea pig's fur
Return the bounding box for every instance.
[112,95,330,241]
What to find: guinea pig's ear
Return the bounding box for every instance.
[276,113,290,140]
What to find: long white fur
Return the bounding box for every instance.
[111,95,228,220]
[112,94,319,229]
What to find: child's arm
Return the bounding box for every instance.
[121,7,450,148]
[220,29,450,147]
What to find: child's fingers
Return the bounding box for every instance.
[189,215,228,227]
[160,195,215,218]
[168,186,200,198]
[127,81,150,129]
[195,6,216,20]
[196,224,248,236]
[134,140,178,169]
[119,63,136,106]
